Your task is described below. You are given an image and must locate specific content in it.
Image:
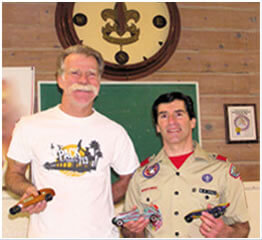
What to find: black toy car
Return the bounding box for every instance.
[184,203,230,223]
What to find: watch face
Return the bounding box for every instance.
[55,2,180,80]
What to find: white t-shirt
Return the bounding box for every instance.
[7,105,139,238]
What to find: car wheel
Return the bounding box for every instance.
[9,205,22,215]
[116,219,124,227]
[213,211,221,218]
[185,215,193,223]
[45,194,53,202]
[150,214,158,223]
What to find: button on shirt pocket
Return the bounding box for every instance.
[191,185,220,207]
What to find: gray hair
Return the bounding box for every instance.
[56,44,104,78]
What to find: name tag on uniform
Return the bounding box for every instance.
[199,188,218,196]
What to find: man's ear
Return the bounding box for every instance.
[191,118,196,129]
[156,124,160,133]
[57,76,64,90]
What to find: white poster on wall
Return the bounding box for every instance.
[2,66,35,184]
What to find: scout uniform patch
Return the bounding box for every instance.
[143,163,160,179]
[201,174,213,183]
[141,186,158,192]
[229,164,240,178]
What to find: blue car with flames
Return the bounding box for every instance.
[112,204,162,230]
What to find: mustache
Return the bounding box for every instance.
[68,83,98,95]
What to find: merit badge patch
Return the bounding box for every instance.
[143,163,160,179]
[202,174,213,183]
[229,164,240,178]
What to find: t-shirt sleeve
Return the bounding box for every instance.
[110,126,139,175]
[7,119,32,164]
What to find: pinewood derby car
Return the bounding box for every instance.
[9,188,55,215]
[112,204,162,230]
[184,202,230,223]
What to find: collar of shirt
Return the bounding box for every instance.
[169,151,194,169]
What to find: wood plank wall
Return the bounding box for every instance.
[2,2,260,181]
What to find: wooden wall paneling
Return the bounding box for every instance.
[3,25,60,48]
[177,2,259,10]
[236,163,260,181]
[179,31,259,51]
[2,50,59,72]
[202,141,259,163]
[201,118,226,140]
[151,74,259,95]
[2,2,56,26]
[3,3,59,49]
[249,75,260,95]
[200,96,259,117]
[160,51,259,73]
[177,5,259,30]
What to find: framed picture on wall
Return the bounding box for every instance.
[224,104,259,144]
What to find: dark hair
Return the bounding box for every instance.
[152,92,196,125]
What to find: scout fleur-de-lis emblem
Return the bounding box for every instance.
[202,174,213,183]
[101,2,140,65]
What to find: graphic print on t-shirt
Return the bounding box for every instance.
[44,139,103,177]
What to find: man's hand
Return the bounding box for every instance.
[199,204,250,238]
[121,206,149,238]
[20,186,47,215]
[123,216,149,235]
[200,208,231,238]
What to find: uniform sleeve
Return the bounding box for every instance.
[221,163,249,225]
[110,126,139,175]
[123,172,143,212]
[7,119,32,164]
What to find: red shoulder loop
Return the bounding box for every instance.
[140,157,150,167]
[216,154,227,161]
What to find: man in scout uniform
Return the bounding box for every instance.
[122,92,250,238]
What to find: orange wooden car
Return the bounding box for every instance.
[9,188,55,215]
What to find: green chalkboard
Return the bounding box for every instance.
[38,82,200,182]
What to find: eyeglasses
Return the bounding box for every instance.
[65,69,98,79]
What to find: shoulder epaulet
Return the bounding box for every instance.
[140,157,150,167]
[140,155,155,167]
[209,153,228,162]
[216,154,227,161]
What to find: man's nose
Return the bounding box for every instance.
[77,73,89,84]
[168,115,177,124]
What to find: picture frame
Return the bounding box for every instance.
[224,104,259,144]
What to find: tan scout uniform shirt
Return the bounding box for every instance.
[124,143,249,238]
